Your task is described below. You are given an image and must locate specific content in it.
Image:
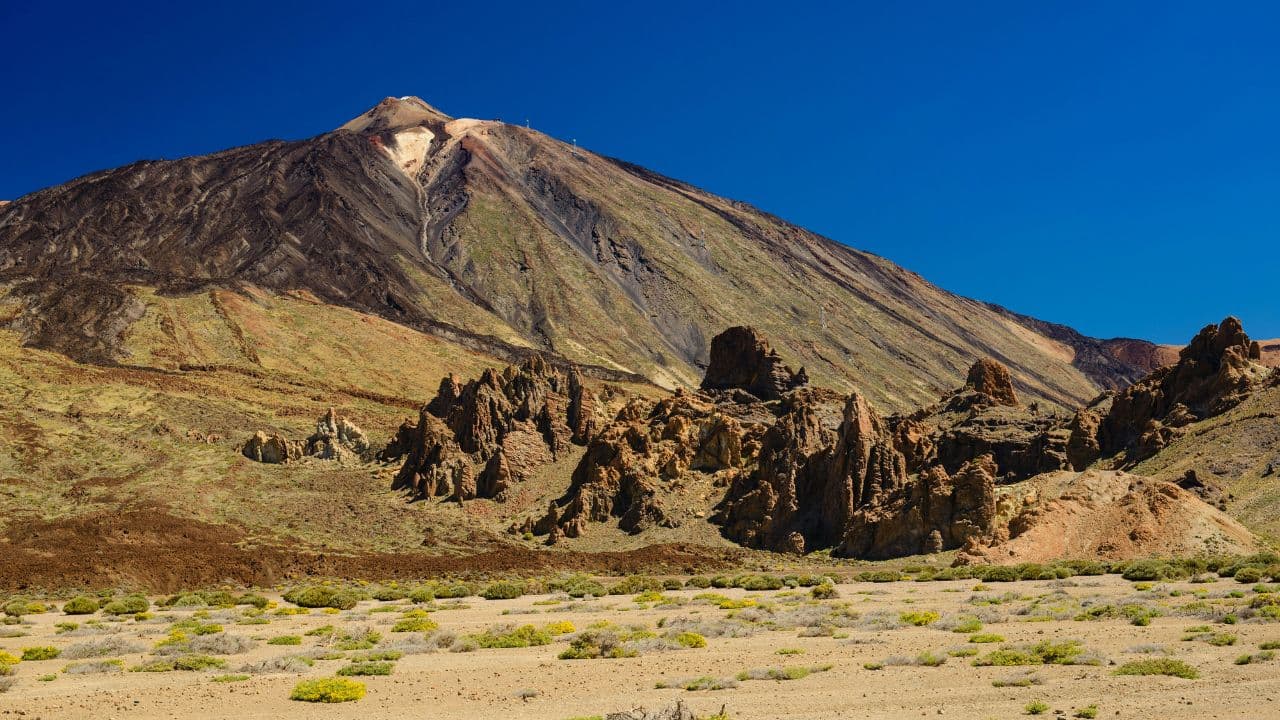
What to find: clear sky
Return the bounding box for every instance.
[2,1,1277,343]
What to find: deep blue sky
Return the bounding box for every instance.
[3,1,1277,343]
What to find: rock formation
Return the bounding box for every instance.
[965,358,1019,406]
[392,356,615,500]
[891,359,1071,482]
[241,408,371,464]
[533,390,768,540]
[1072,317,1273,466]
[700,326,808,401]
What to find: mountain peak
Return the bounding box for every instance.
[339,96,452,133]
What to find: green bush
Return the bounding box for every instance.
[336,661,393,676]
[431,582,473,599]
[1025,700,1050,715]
[900,611,940,626]
[1121,560,1175,582]
[980,566,1019,583]
[471,624,551,649]
[673,632,706,648]
[290,677,366,703]
[1235,567,1264,584]
[736,575,784,591]
[684,577,712,589]
[1114,659,1198,679]
[480,581,525,600]
[102,595,149,615]
[391,616,438,633]
[62,597,100,615]
[811,583,839,600]
[268,635,302,646]
[283,587,358,610]
[22,646,60,661]
[172,654,227,671]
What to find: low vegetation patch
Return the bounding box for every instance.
[1113,659,1199,679]
[290,677,366,703]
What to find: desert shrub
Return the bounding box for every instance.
[213,673,250,682]
[62,597,100,615]
[1074,706,1099,719]
[239,655,315,674]
[685,577,712,589]
[333,628,381,651]
[480,581,526,600]
[131,660,176,672]
[437,582,475,599]
[655,675,738,691]
[811,583,839,600]
[974,640,1096,666]
[371,586,408,601]
[64,637,143,659]
[1114,658,1198,679]
[470,624,551,649]
[545,621,576,635]
[268,635,302,646]
[337,661,393,676]
[283,587,358,610]
[1121,560,1177,582]
[63,659,124,675]
[22,646,60,661]
[173,654,227,671]
[559,630,634,660]
[101,594,149,615]
[673,631,706,648]
[736,664,832,681]
[977,566,1019,583]
[1025,700,1050,715]
[900,610,940,626]
[2,598,47,616]
[992,671,1043,687]
[290,677,366,702]
[563,578,607,598]
[0,652,17,667]
[187,633,255,656]
[607,576,665,596]
[736,575,785,591]
[1235,567,1264,584]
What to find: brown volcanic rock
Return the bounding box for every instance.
[966,358,1019,406]
[715,389,854,551]
[835,455,997,559]
[393,356,615,500]
[893,359,1071,482]
[700,326,808,401]
[538,390,767,539]
[242,408,370,464]
[1095,317,1271,463]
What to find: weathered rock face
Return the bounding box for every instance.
[700,326,808,401]
[892,359,1071,483]
[835,455,997,559]
[1174,469,1233,511]
[241,408,371,464]
[717,389,999,558]
[392,356,614,500]
[966,358,1019,406]
[535,390,767,540]
[1093,317,1271,464]
[241,431,302,464]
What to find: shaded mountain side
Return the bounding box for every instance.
[1,96,1140,412]
[986,304,1178,389]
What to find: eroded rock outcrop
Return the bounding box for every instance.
[241,408,371,464]
[535,390,768,540]
[1091,317,1272,464]
[393,356,616,500]
[891,359,1071,482]
[700,326,808,401]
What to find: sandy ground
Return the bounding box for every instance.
[2,575,1279,719]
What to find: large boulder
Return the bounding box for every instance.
[700,326,807,401]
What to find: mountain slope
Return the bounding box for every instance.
[0,96,1160,411]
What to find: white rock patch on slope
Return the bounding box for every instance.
[382,127,435,175]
